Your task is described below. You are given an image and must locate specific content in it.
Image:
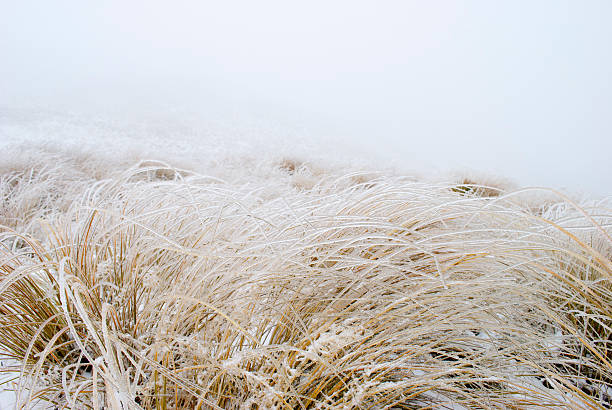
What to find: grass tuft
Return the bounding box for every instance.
[1,148,611,408]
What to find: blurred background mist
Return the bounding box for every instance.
[0,1,610,196]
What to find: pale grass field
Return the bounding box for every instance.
[0,145,611,409]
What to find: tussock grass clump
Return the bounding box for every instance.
[1,149,611,409]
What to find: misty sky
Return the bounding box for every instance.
[1,1,611,196]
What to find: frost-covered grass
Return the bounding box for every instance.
[0,145,611,409]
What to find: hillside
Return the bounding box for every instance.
[0,145,611,409]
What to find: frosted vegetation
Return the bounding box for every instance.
[0,144,611,409]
